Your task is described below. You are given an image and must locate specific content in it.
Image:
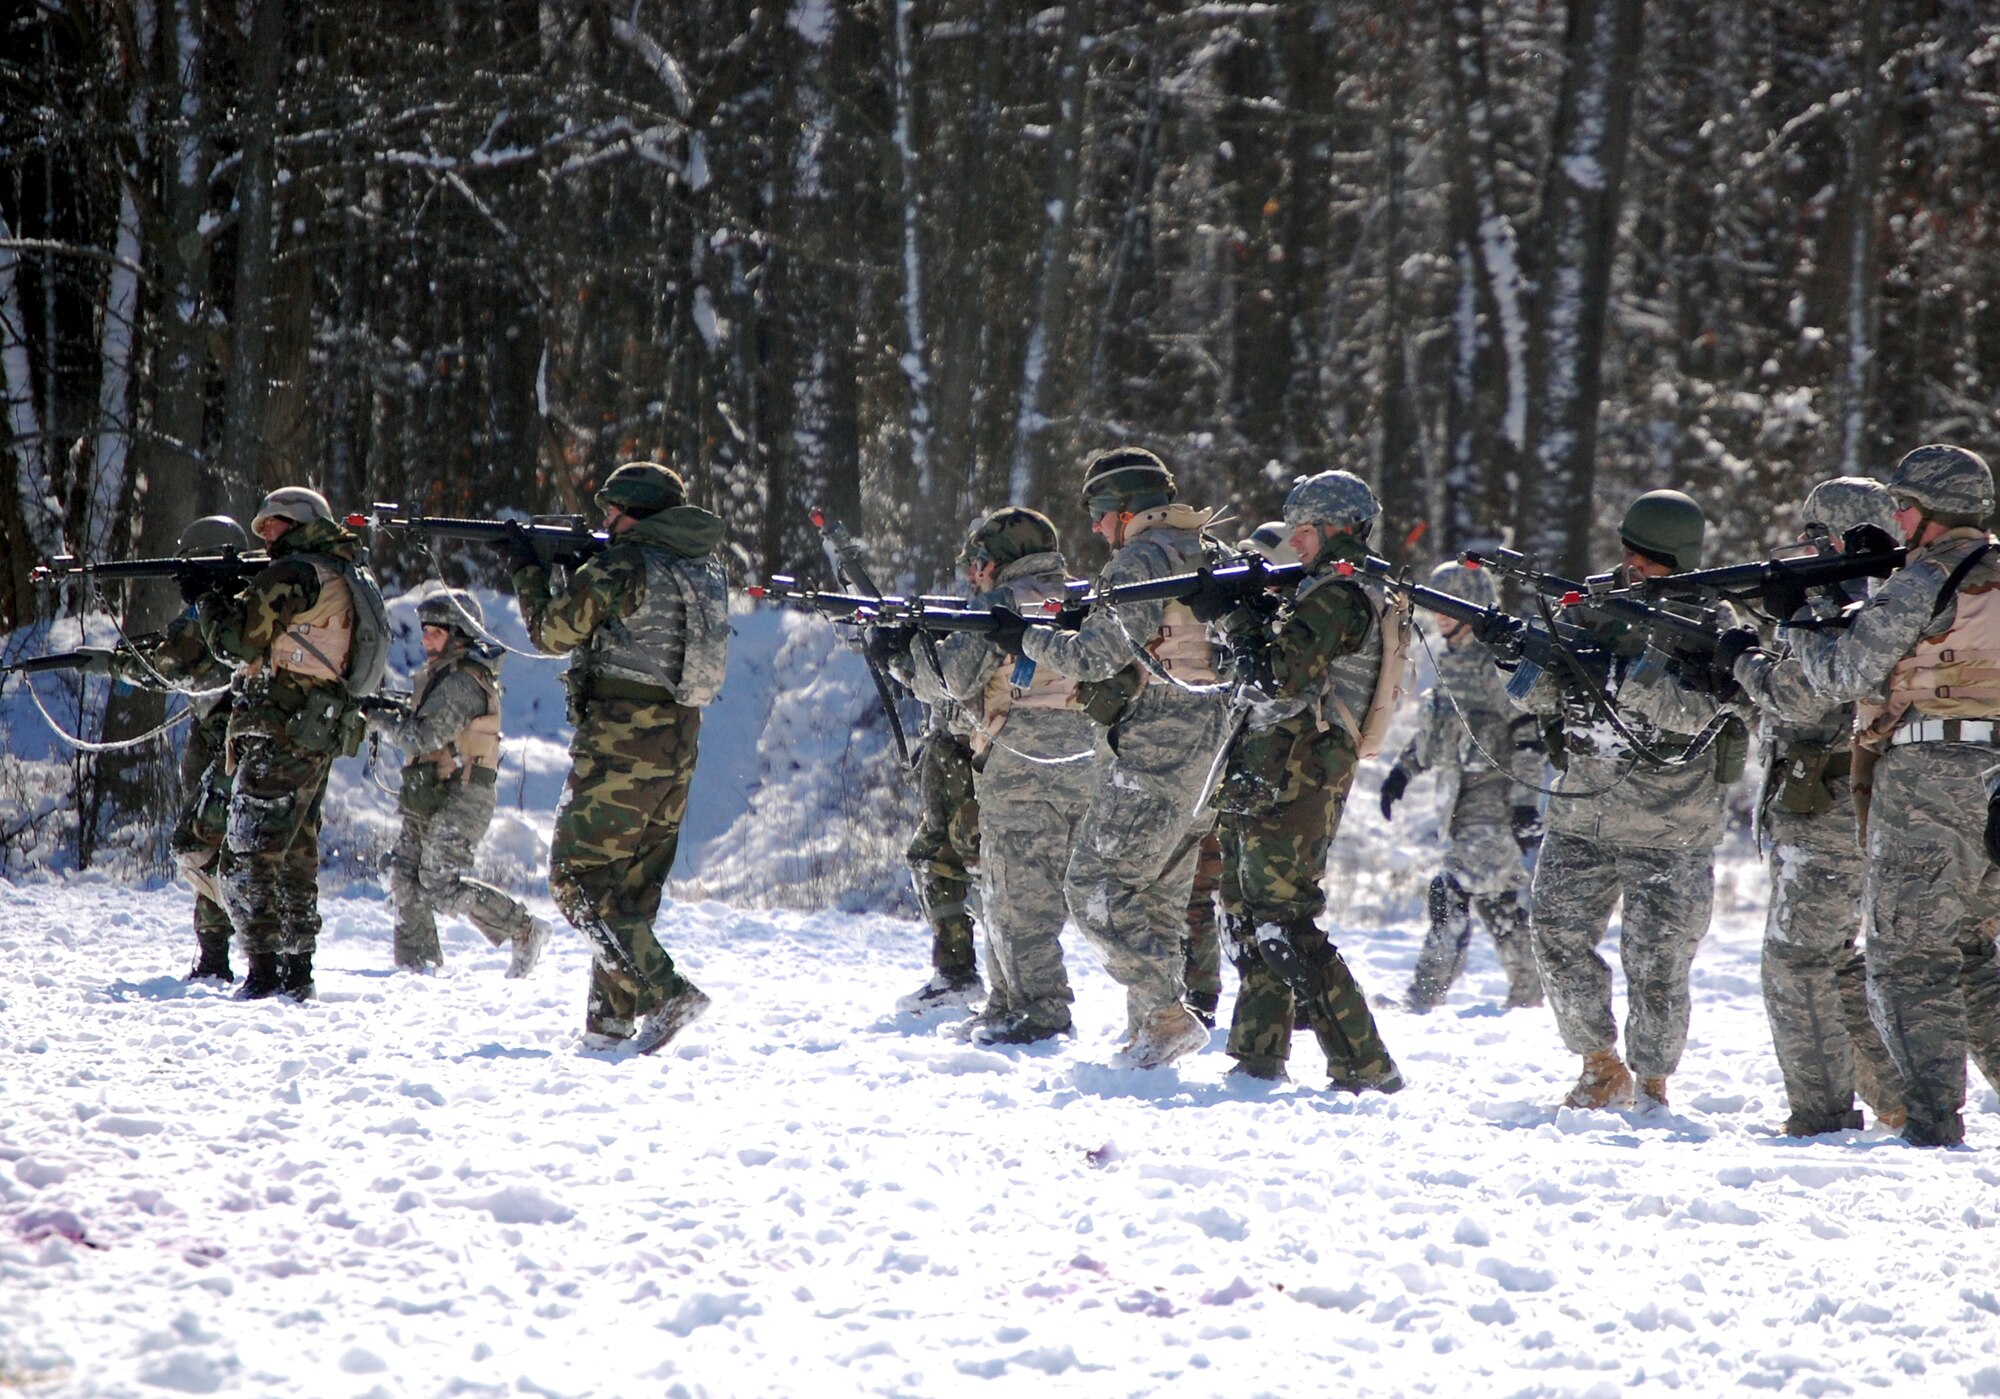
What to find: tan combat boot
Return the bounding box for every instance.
[1562,1049,1635,1109]
[1637,1075,1669,1111]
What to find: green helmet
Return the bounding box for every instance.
[1886,444,1994,523]
[594,461,686,516]
[1619,489,1705,570]
[1801,477,1896,540]
[1240,521,1299,566]
[251,486,332,532]
[1080,446,1174,514]
[959,507,1060,571]
[1425,559,1497,610]
[1282,470,1378,533]
[176,515,250,558]
[417,588,486,637]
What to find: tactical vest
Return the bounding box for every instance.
[1855,534,2000,750]
[977,571,1081,751]
[412,655,502,780]
[266,559,352,684]
[586,547,731,706]
[1298,567,1407,759]
[1122,508,1220,685]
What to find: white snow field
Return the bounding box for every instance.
[3,867,1998,1399]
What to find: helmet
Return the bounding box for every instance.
[1801,477,1897,540]
[176,515,251,557]
[1886,444,1994,522]
[416,589,486,637]
[1425,559,1497,610]
[594,461,686,516]
[1080,446,1174,513]
[1618,489,1705,570]
[959,507,1059,571]
[1240,521,1300,566]
[251,486,332,532]
[1282,470,1378,532]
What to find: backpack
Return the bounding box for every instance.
[338,559,390,699]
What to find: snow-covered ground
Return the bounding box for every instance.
[3,857,1997,1399]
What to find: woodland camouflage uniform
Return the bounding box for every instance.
[1788,445,2000,1146]
[902,718,982,991]
[1216,522,1400,1089]
[201,511,372,1000]
[514,475,728,1049]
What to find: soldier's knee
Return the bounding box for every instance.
[1429,873,1469,925]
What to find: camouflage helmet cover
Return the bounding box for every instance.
[1886,444,1994,521]
[176,515,251,557]
[1240,521,1301,566]
[416,588,486,636]
[1425,559,1498,610]
[595,461,687,515]
[1801,476,1897,540]
[1282,470,1379,531]
[251,486,333,532]
[1618,489,1706,570]
[960,506,1060,571]
[1080,446,1174,510]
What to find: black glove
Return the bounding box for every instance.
[357,694,409,724]
[1986,791,2000,866]
[985,605,1029,658]
[1843,522,1900,558]
[1761,579,1808,622]
[1184,570,1238,623]
[499,523,542,575]
[177,570,210,606]
[1474,611,1521,655]
[1378,764,1410,821]
[865,624,914,667]
[1511,803,1544,853]
[1710,626,1760,690]
[1049,603,1090,631]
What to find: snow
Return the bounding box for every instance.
[3,842,1998,1395]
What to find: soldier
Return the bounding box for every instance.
[507,462,728,1055]
[75,516,248,981]
[1214,471,1403,1090]
[1008,447,1232,1067]
[1380,560,1544,1012]
[364,589,552,977]
[201,487,385,1001]
[908,508,1100,1043]
[1787,445,2000,1146]
[1729,478,1908,1136]
[1515,490,1747,1111]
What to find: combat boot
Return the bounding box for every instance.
[186,949,235,984]
[1227,1054,1289,1083]
[278,952,315,1003]
[507,917,553,979]
[1636,1075,1669,1111]
[1119,1003,1209,1069]
[969,1013,1072,1046]
[1782,1109,1864,1137]
[1187,989,1219,1029]
[632,982,712,1056]
[1562,1049,1635,1109]
[234,953,283,1001]
[896,970,984,1014]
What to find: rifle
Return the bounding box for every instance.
[807,508,917,765]
[0,650,103,676]
[745,577,1017,634]
[370,503,609,568]
[1622,525,1905,618]
[29,549,268,593]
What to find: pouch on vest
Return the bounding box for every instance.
[399,764,453,819]
[1076,663,1144,728]
[1711,714,1750,786]
[1769,740,1848,817]
[1540,716,1568,772]
[287,687,350,755]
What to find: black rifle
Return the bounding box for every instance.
[0,650,100,675]
[1621,525,1905,618]
[807,508,918,765]
[747,577,1020,635]
[29,549,268,592]
[371,503,609,568]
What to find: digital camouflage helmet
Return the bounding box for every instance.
[595,461,687,516]
[1080,446,1175,515]
[1618,489,1705,570]
[1282,470,1379,535]
[1801,477,1897,542]
[1425,559,1498,611]
[251,486,333,532]
[176,515,251,557]
[959,507,1060,572]
[1885,444,1994,525]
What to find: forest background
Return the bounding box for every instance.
[3,0,1998,880]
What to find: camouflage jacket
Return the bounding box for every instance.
[1788,527,1994,705]
[1020,507,1219,684]
[108,612,234,751]
[374,644,502,772]
[201,516,367,745]
[1395,633,1539,832]
[1733,644,1857,850]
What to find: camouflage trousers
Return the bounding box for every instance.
[906,732,981,979]
[218,735,332,966]
[1184,825,1223,1013]
[551,698,701,1038]
[173,726,235,972]
[1407,873,1541,1010]
[1530,831,1713,1078]
[1864,746,2000,1144]
[390,775,535,969]
[1763,839,1906,1130]
[1063,688,1230,1027]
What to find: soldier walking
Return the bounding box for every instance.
[1012,447,1232,1067]
[1788,446,2000,1146]
[1214,470,1403,1090]
[1514,490,1747,1112]
[1728,479,1908,1135]
[1380,560,1544,1012]
[365,590,552,977]
[507,462,728,1055]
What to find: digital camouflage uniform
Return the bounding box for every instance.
[1184,827,1225,1023]
[515,502,729,1044]
[904,723,982,985]
[1789,462,2000,1145]
[101,616,237,978]
[201,515,373,999]
[1216,528,1401,1088]
[373,638,543,971]
[1390,619,1544,1010]
[1020,503,1232,1052]
[916,548,1101,1039]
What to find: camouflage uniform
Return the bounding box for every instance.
[515,502,728,1044]
[1020,504,1232,1048]
[1184,826,1224,1023]
[201,515,373,999]
[1789,471,2000,1145]
[1390,624,1543,1010]
[1216,528,1401,1088]
[102,616,237,978]
[372,639,542,971]
[904,724,982,985]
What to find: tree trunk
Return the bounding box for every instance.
[219,0,287,499]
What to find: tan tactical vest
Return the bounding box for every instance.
[1123,506,1219,684]
[977,574,1080,751]
[412,656,503,779]
[267,560,352,683]
[1855,535,2000,751]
